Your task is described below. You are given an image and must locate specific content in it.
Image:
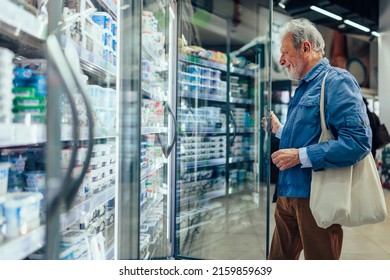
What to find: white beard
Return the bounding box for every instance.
[285,56,304,81]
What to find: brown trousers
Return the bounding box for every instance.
[268,197,343,260]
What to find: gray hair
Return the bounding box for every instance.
[280,18,325,56]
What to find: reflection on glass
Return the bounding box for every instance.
[175,0,270,260]
[140,0,171,259]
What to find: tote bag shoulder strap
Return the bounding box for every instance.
[320,70,330,134]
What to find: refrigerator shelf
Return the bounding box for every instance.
[0,1,47,45]
[79,57,116,84]
[180,158,226,169]
[140,193,164,225]
[95,0,118,20]
[230,97,254,105]
[178,127,226,134]
[179,54,256,77]
[141,160,165,181]
[142,45,167,71]
[61,36,116,83]
[0,124,46,148]
[142,87,167,101]
[176,212,225,234]
[0,225,45,260]
[235,128,255,133]
[177,189,225,205]
[179,91,254,105]
[229,156,255,163]
[61,125,116,140]
[141,127,168,135]
[59,185,115,231]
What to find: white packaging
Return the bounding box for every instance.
[3,192,43,238]
[24,171,46,191]
[0,47,14,63]
[0,162,11,196]
[89,232,106,259]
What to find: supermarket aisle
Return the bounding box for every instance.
[340,188,390,260]
[267,187,390,260]
[178,186,390,260]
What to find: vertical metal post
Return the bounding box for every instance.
[224,17,232,231]
[168,0,178,259]
[117,0,142,259]
[265,0,274,259]
[45,0,64,260]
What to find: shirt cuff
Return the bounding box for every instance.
[275,124,284,139]
[299,147,312,168]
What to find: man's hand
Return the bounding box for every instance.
[271,148,300,170]
[261,111,281,134]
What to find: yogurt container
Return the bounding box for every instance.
[24,171,46,191]
[3,192,43,238]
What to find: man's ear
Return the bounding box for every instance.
[302,41,312,58]
[303,41,310,52]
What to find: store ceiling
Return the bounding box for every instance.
[276,0,379,35]
[190,0,379,50]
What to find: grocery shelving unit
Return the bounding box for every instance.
[0,0,118,260]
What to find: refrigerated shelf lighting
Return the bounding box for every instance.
[344,19,370,32]
[310,6,342,21]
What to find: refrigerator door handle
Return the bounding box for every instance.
[46,34,80,202]
[165,101,177,157]
[156,101,177,158]
[229,109,237,146]
[46,34,95,209]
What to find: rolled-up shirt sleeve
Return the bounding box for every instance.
[275,124,284,139]
[299,147,312,168]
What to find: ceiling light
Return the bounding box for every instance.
[344,19,370,32]
[371,31,380,37]
[338,23,346,29]
[277,0,289,9]
[310,6,342,21]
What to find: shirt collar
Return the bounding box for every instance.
[299,57,331,85]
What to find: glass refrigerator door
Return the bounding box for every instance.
[175,0,272,259]
[45,0,118,259]
[139,0,177,260]
[117,0,176,260]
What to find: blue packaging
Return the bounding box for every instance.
[13,68,33,80]
[27,75,47,96]
[111,21,117,37]
[91,12,112,31]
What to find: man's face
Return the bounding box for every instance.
[279,34,304,81]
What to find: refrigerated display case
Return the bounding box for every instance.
[50,0,118,260]
[0,0,273,260]
[0,0,48,260]
[0,0,119,260]
[174,0,272,260]
[117,0,177,260]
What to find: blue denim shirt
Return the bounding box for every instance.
[274,58,372,199]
